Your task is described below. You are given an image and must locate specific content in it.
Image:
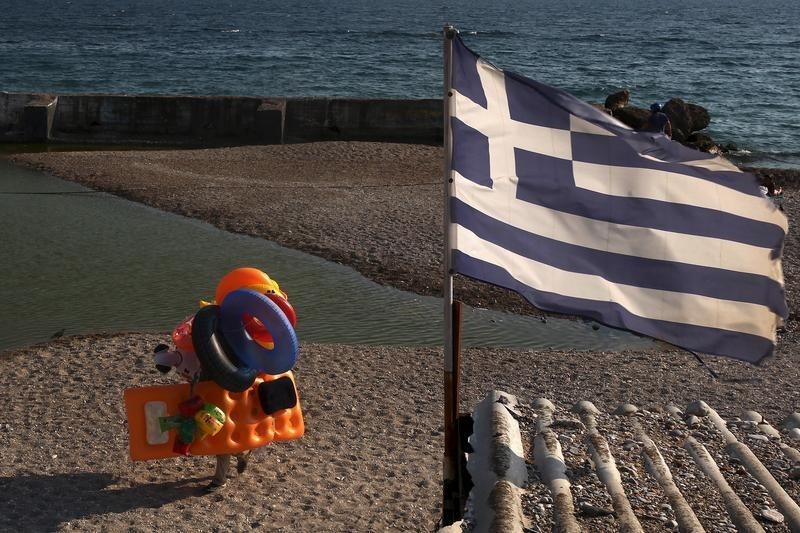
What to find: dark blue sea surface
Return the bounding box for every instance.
[1,0,798,167]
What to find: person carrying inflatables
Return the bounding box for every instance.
[147,267,301,493]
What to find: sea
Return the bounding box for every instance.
[1,0,798,168]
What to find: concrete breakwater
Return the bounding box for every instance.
[0,92,442,146]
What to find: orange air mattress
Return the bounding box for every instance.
[124,372,304,461]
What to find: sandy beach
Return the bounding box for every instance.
[3,143,800,531]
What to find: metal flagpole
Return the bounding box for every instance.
[441,24,461,526]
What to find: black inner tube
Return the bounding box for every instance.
[191,305,257,393]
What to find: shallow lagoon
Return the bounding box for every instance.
[0,161,652,353]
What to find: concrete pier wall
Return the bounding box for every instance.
[0,92,442,146]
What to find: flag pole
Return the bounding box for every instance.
[441,24,462,526]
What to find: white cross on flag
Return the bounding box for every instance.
[446,33,787,364]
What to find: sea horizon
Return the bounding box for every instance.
[2,0,797,168]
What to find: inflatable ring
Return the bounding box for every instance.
[268,293,296,327]
[220,289,299,375]
[192,305,257,392]
[243,293,298,348]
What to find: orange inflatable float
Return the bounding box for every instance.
[124,372,304,461]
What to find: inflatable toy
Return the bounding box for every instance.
[124,372,304,460]
[158,396,226,455]
[244,293,297,350]
[220,289,299,375]
[192,304,258,392]
[215,267,285,305]
[171,315,195,352]
[153,344,201,383]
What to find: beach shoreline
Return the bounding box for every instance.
[3,142,799,531]
[10,143,800,320]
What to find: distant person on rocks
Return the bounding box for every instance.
[643,102,672,138]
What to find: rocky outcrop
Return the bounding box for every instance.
[601,90,721,153]
[664,98,712,143]
[612,106,649,130]
[685,132,719,154]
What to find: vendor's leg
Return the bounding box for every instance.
[206,454,232,492]
[235,449,254,474]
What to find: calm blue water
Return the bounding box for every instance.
[1,0,798,168]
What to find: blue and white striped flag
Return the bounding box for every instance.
[447,34,787,364]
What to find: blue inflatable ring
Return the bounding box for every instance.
[220,288,299,375]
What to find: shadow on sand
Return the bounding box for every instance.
[0,471,204,531]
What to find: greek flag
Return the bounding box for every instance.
[447,34,787,364]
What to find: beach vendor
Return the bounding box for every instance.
[125,267,304,493]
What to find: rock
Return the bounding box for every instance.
[686,415,700,428]
[784,412,800,430]
[578,501,615,517]
[685,132,719,154]
[742,410,763,423]
[623,440,639,451]
[756,423,781,438]
[604,89,630,112]
[686,102,711,131]
[663,99,694,142]
[789,466,800,480]
[613,403,638,416]
[618,464,639,478]
[662,98,711,142]
[558,435,574,446]
[665,404,683,418]
[760,508,784,524]
[551,419,585,431]
[747,434,769,442]
[771,459,789,470]
[612,106,649,130]
[572,400,599,416]
[788,428,800,441]
[685,401,710,417]
[592,103,612,115]
[533,398,555,412]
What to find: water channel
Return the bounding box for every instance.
[0,159,654,354]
